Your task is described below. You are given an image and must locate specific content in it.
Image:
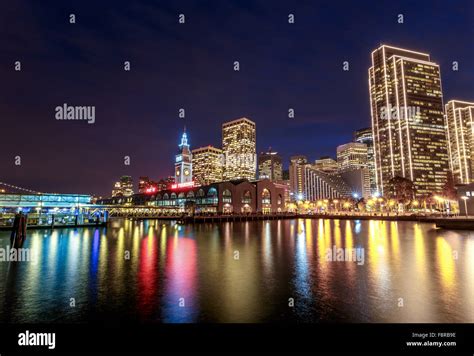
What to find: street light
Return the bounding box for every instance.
[412,200,419,210]
[434,196,445,214]
[461,196,469,217]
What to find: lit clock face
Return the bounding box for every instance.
[184,168,190,176]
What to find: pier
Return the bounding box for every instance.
[118,212,474,229]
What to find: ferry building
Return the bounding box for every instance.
[155,178,285,214]
[157,128,284,213]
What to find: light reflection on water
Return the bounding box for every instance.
[0,219,473,323]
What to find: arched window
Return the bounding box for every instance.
[163,193,169,200]
[242,190,251,204]
[178,192,185,199]
[171,193,177,199]
[207,187,218,205]
[277,194,282,205]
[222,189,232,203]
[207,187,217,197]
[262,189,271,204]
[156,194,162,200]
[186,191,195,198]
[197,189,205,197]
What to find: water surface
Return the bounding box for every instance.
[0,219,473,323]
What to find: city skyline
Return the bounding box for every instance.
[1,2,474,353]
[1,0,473,196]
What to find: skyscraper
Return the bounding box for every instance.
[289,155,307,200]
[111,176,134,197]
[258,149,283,181]
[175,128,193,184]
[336,142,368,171]
[369,45,449,196]
[354,127,377,194]
[138,176,159,194]
[192,145,224,185]
[337,142,371,198]
[222,117,256,181]
[445,100,474,184]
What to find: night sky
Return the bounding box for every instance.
[1,0,473,196]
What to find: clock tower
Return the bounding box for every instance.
[175,127,193,184]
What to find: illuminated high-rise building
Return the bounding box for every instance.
[369,45,449,196]
[112,175,134,197]
[289,155,351,201]
[336,142,368,171]
[304,167,351,201]
[354,127,377,194]
[258,149,283,181]
[445,100,474,184]
[337,142,371,198]
[313,157,338,173]
[289,155,307,200]
[157,176,175,191]
[175,128,193,184]
[138,176,159,194]
[192,145,224,185]
[222,117,256,180]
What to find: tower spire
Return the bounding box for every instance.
[179,126,188,148]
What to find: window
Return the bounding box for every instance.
[206,187,218,205]
[223,189,232,203]
[242,190,251,204]
[262,189,271,204]
[207,188,217,197]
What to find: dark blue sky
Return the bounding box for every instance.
[1,0,473,195]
